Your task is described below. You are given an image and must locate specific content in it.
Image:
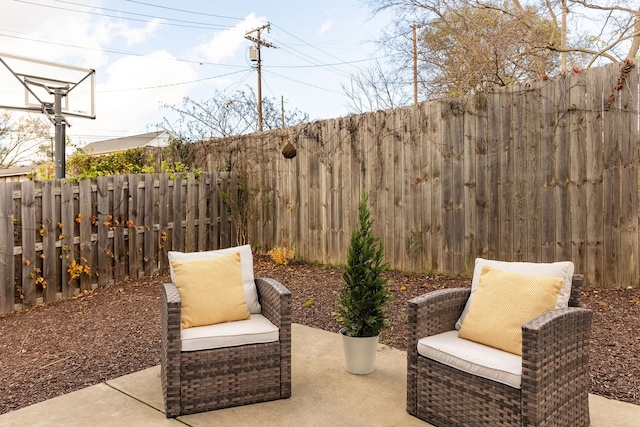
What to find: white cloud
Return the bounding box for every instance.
[77,50,200,140]
[190,13,267,64]
[117,18,165,47]
[319,20,333,34]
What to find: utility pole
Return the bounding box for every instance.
[245,24,276,132]
[412,24,418,106]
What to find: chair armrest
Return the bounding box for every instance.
[406,288,470,416]
[407,288,471,353]
[162,283,182,347]
[255,277,292,329]
[255,277,292,399]
[521,307,593,425]
[161,283,182,417]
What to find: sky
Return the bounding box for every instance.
[0,0,393,147]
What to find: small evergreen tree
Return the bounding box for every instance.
[334,192,392,337]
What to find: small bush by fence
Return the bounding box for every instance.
[0,172,243,314]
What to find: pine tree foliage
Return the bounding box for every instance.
[334,192,392,337]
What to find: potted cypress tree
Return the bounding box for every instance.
[333,192,392,375]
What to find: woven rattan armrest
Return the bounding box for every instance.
[521,307,593,425]
[255,277,292,400]
[406,288,470,416]
[255,277,292,329]
[407,288,470,350]
[161,283,182,417]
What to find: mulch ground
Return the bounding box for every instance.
[0,255,638,414]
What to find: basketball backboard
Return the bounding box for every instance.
[0,51,95,119]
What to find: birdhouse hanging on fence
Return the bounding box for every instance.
[282,141,297,159]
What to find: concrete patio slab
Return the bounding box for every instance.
[0,381,179,427]
[1,323,639,426]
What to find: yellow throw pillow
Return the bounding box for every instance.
[171,252,250,329]
[458,265,563,355]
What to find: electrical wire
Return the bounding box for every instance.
[15,0,232,31]
[124,0,245,22]
[97,70,251,92]
[53,0,234,29]
[0,30,247,68]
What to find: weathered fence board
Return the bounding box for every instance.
[0,184,14,314]
[0,172,240,312]
[5,62,639,301]
[569,70,588,276]
[181,62,639,289]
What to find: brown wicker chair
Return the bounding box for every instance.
[407,274,592,427]
[161,277,291,417]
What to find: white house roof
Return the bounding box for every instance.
[0,164,34,178]
[82,130,174,155]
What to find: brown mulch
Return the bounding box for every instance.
[1,255,639,415]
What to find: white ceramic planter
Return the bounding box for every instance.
[339,328,379,375]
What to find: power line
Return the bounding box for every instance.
[271,23,362,72]
[124,0,245,22]
[263,69,345,96]
[0,30,246,68]
[52,0,233,30]
[98,70,252,92]
[15,0,232,31]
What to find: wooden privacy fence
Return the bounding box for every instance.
[185,61,639,289]
[0,172,242,313]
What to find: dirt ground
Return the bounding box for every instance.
[0,255,638,414]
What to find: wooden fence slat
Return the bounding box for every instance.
[112,175,127,282]
[512,88,528,262]
[158,173,170,271]
[617,62,639,287]
[585,67,605,286]
[0,183,15,313]
[430,102,443,271]
[218,173,230,248]
[569,70,588,274]
[499,89,514,262]
[474,94,489,260]
[540,80,557,262]
[603,63,622,286]
[60,182,75,297]
[127,175,142,279]
[42,180,58,302]
[555,75,571,261]
[143,174,155,275]
[486,90,501,260]
[451,99,466,273]
[197,173,207,251]
[21,181,36,305]
[392,109,405,270]
[209,173,220,250]
[97,176,111,286]
[230,171,239,247]
[526,82,543,262]
[77,179,93,291]
[408,105,424,272]
[186,176,197,252]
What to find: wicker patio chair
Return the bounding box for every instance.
[407,273,592,427]
[161,277,291,417]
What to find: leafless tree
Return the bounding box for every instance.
[0,112,51,169]
[342,60,412,114]
[159,86,309,143]
[361,0,639,99]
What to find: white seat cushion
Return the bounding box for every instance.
[180,314,279,352]
[417,330,522,388]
